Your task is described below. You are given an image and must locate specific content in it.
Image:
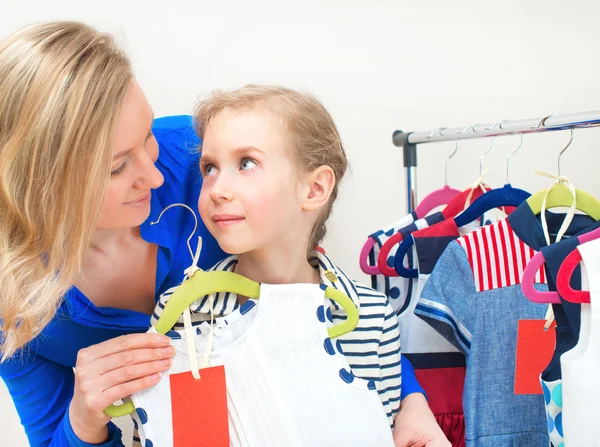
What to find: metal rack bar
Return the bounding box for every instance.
[392,110,600,213]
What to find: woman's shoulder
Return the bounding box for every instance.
[152,115,202,199]
[153,115,201,175]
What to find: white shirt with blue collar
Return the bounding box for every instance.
[151,250,402,426]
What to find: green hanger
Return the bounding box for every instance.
[105,270,360,417]
[526,128,600,220]
[527,182,600,221]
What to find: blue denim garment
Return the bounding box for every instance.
[417,203,597,446]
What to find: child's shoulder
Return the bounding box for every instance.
[350,280,389,304]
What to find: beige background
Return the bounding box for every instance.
[3,0,600,445]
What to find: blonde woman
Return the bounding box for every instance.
[0,21,447,447]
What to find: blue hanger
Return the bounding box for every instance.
[394,132,531,278]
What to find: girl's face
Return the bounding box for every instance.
[198,109,310,255]
[97,80,164,231]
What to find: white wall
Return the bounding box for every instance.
[3,1,600,445]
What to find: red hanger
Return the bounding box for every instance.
[557,248,589,304]
[555,228,600,303]
[376,186,490,277]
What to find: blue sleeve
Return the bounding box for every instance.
[400,355,427,400]
[0,350,124,447]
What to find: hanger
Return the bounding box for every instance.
[552,227,600,304]
[556,248,590,304]
[526,124,600,220]
[524,227,600,304]
[393,129,530,278]
[441,124,492,218]
[452,123,530,228]
[105,205,360,417]
[105,270,361,417]
[413,128,462,219]
[376,125,489,277]
[521,251,560,304]
[359,127,458,275]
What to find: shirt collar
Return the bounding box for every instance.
[507,201,597,251]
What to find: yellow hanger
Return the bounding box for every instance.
[105,269,360,417]
[526,129,600,220]
[527,183,600,220]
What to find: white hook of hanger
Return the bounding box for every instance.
[480,136,495,176]
[426,127,447,139]
[440,128,459,187]
[506,134,524,184]
[531,114,556,129]
[485,120,505,131]
[151,203,199,262]
[558,129,575,178]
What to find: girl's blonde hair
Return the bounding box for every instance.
[0,21,132,359]
[193,85,348,253]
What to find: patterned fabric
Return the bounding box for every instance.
[457,218,546,292]
[541,379,564,447]
[366,212,446,315]
[151,251,402,426]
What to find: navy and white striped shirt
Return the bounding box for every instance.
[151,250,402,426]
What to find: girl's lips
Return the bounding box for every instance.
[212,214,245,227]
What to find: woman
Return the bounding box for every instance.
[0,21,449,447]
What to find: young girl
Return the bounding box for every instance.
[194,84,402,425]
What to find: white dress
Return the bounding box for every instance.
[130,283,394,447]
[561,237,600,446]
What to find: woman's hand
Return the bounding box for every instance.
[68,333,175,443]
[393,393,451,447]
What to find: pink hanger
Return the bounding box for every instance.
[414,185,461,219]
[359,237,381,275]
[557,249,590,304]
[415,132,462,219]
[578,226,600,244]
[522,251,561,304]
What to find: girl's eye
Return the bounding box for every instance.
[203,164,217,176]
[111,160,127,176]
[240,158,257,171]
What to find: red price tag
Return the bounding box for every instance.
[514,320,556,395]
[170,366,229,447]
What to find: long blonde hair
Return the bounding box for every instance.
[193,85,348,253]
[0,22,132,359]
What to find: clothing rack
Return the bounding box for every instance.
[392,110,600,214]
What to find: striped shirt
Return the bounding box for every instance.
[150,250,402,426]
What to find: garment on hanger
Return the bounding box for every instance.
[361,211,416,287]
[397,216,502,447]
[560,238,600,445]
[417,204,596,446]
[534,222,600,447]
[364,212,446,315]
[130,283,395,447]
[152,250,402,425]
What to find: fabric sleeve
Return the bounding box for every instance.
[400,356,427,400]
[416,241,478,355]
[376,301,402,424]
[0,350,124,447]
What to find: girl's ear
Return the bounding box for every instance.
[302,165,335,212]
